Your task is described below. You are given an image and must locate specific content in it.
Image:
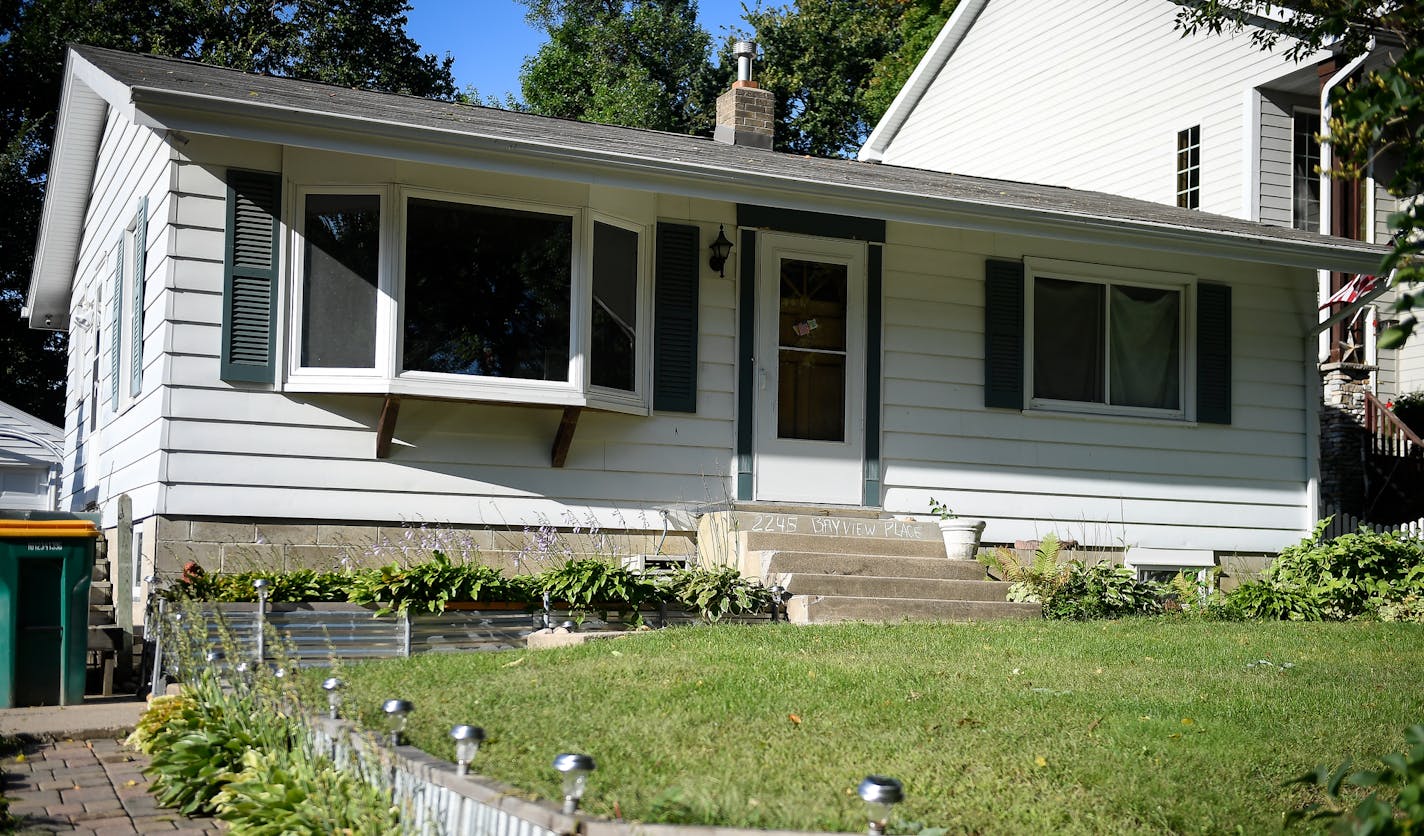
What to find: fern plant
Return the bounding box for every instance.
[979,534,1073,603]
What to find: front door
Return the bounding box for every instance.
[754,233,866,505]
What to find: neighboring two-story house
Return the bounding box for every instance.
[859,0,1422,521]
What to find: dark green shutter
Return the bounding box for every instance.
[129,196,148,397]
[653,222,700,412]
[984,259,1025,410]
[109,239,123,411]
[1196,282,1231,424]
[221,170,282,383]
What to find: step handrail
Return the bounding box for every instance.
[1363,391,1424,457]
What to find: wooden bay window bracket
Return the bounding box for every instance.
[551,406,582,468]
[372,395,582,467]
[375,395,401,459]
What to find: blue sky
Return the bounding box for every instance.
[404,1,755,100]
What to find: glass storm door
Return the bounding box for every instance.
[754,233,866,504]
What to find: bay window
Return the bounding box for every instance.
[287,186,651,411]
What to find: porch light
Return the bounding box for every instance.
[322,677,344,719]
[857,775,903,836]
[450,725,485,775]
[708,225,733,277]
[382,698,414,747]
[553,752,595,814]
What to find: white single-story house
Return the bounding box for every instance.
[0,400,64,511]
[24,45,1385,614]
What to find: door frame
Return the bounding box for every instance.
[752,231,868,505]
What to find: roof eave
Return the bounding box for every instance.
[26,49,132,331]
[128,85,1384,275]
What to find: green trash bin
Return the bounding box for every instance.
[0,513,101,707]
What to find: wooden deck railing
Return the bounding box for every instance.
[1363,391,1424,458]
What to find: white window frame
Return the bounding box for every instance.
[287,185,394,385]
[585,211,652,412]
[284,184,653,414]
[1024,258,1196,422]
[1125,549,1213,587]
[1176,125,1201,210]
[1290,108,1321,233]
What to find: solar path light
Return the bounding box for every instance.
[450,725,485,775]
[553,753,595,814]
[382,699,413,747]
[857,775,904,836]
[322,677,343,719]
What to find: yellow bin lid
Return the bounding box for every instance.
[0,519,100,539]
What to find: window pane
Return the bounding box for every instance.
[1110,285,1181,409]
[302,194,380,368]
[1034,277,1104,403]
[778,259,848,351]
[403,198,572,381]
[591,222,638,391]
[778,350,845,441]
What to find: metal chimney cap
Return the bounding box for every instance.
[732,40,757,58]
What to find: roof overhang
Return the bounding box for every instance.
[127,81,1383,274]
[28,46,1387,330]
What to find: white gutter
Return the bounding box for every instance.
[1317,41,1374,361]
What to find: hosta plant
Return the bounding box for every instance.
[660,566,772,622]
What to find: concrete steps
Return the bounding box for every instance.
[787,596,1040,623]
[697,506,1040,624]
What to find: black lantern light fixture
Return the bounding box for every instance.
[708,225,733,277]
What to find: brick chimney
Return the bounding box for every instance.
[714,40,774,150]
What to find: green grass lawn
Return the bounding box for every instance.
[314,621,1424,834]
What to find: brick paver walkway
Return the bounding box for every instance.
[3,737,221,835]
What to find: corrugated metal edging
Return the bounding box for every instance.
[410,610,539,654]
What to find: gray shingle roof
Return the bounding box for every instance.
[76,44,1385,266]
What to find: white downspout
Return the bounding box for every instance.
[1317,42,1374,362]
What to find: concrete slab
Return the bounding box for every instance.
[0,696,147,742]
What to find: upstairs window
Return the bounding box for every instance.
[1176,126,1200,210]
[1292,111,1321,232]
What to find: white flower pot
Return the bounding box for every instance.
[938,519,986,560]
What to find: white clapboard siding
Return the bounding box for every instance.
[156,147,740,528]
[1257,91,1297,228]
[878,220,1316,553]
[62,110,172,525]
[880,0,1314,219]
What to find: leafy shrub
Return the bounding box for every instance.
[1226,580,1325,621]
[660,566,772,622]
[1377,594,1424,623]
[1392,390,1424,436]
[346,551,534,616]
[167,565,349,603]
[1289,724,1424,833]
[979,534,1073,603]
[125,693,199,754]
[214,744,395,835]
[1043,561,1163,621]
[536,557,661,624]
[1245,520,1424,620]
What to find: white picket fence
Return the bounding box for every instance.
[1323,506,1424,539]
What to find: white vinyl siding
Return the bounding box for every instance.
[61,108,170,522]
[879,0,1316,219]
[159,140,737,529]
[878,222,1315,553]
[1256,91,1305,228]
